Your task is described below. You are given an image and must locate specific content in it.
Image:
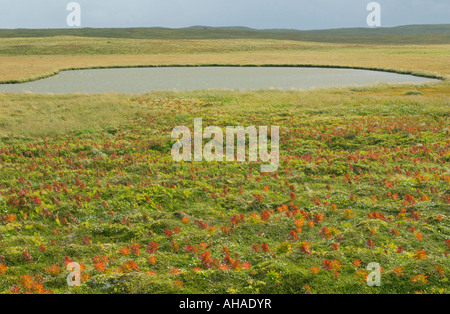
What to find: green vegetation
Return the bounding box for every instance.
[0,25,449,294]
[0,84,449,294]
[1,24,449,44]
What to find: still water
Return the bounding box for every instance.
[0,67,438,94]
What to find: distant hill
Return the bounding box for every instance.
[0,24,449,44]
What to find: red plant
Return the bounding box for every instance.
[390,229,400,237]
[251,243,261,253]
[164,229,173,238]
[174,280,184,289]
[413,249,427,260]
[94,262,107,273]
[289,230,298,241]
[261,243,270,253]
[119,261,139,273]
[299,242,311,255]
[13,275,51,294]
[313,213,325,223]
[43,265,61,276]
[411,274,428,285]
[353,259,361,267]
[322,260,342,273]
[146,242,159,254]
[393,267,404,277]
[130,243,141,256]
[260,210,271,222]
[0,264,7,275]
[22,250,33,262]
[319,227,338,240]
[119,248,130,256]
[200,252,214,269]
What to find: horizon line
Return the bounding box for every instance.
[1,23,449,32]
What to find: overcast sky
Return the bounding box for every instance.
[0,0,448,30]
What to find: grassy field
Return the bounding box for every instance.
[0,26,449,294]
[1,25,449,44]
[0,25,449,83]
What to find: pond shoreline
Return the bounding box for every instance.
[0,63,445,85]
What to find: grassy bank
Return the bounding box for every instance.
[0,85,449,294]
[0,33,449,83]
[1,83,449,137]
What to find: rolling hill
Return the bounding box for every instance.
[0,24,449,44]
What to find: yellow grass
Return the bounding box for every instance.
[0,37,449,82]
[0,83,448,137]
[1,37,449,137]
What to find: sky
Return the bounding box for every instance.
[0,0,448,30]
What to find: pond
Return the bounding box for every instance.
[0,66,439,94]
